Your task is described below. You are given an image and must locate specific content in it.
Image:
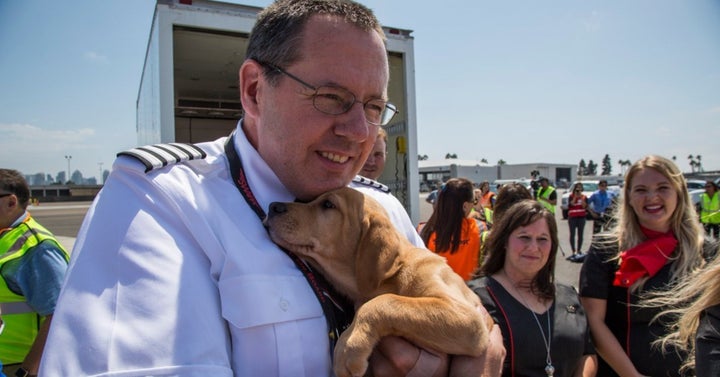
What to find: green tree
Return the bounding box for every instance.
[480,158,488,164]
[530,170,540,180]
[445,153,458,159]
[418,154,429,161]
[601,154,612,175]
[618,159,631,175]
[587,160,598,175]
[698,155,703,172]
[688,154,698,173]
[578,159,587,176]
[498,159,506,165]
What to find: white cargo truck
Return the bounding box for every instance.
[137,0,420,223]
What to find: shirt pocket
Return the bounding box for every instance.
[219,275,323,329]
[218,275,330,376]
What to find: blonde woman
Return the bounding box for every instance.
[579,155,709,377]
[648,252,720,376]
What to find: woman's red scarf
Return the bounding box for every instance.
[613,226,677,288]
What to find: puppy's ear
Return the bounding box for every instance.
[355,198,402,291]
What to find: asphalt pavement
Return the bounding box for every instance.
[31,191,588,287]
[419,190,587,288]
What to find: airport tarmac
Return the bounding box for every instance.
[31,190,588,287]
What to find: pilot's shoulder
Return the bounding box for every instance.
[116,142,207,173]
[350,175,391,194]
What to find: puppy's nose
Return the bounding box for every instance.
[269,202,287,215]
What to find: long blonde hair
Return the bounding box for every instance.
[649,253,720,371]
[599,155,705,289]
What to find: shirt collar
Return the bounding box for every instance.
[234,120,295,214]
[10,211,29,228]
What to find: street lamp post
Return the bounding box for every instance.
[65,155,72,184]
[98,162,104,184]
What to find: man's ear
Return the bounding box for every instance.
[239,60,262,119]
[5,194,18,211]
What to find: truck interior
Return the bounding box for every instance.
[170,26,411,202]
[173,26,246,143]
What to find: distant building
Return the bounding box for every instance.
[419,160,577,188]
[29,184,102,202]
[419,159,495,189]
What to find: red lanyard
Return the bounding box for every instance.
[223,132,353,352]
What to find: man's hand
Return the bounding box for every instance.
[369,336,448,377]
[368,326,506,377]
[449,324,505,377]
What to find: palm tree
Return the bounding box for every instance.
[697,155,703,172]
[618,159,632,175]
[688,155,696,173]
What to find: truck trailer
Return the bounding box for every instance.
[137,0,420,222]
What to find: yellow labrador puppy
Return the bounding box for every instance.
[264,187,492,377]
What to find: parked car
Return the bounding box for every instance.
[687,179,707,191]
[687,180,707,213]
[561,180,601,220]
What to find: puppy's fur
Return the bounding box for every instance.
[265,187,493,377]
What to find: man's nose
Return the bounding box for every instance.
[334,104,372,141]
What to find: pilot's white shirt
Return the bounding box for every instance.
[40,122,423,377]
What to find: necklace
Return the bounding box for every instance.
[502,273,555,377]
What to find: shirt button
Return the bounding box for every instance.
[279,299,289,311]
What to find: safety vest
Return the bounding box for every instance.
[0,216,69,364]
[568,194,587,218]
[480,191,495,209]
[537,186,556,214]
[701,193,720,224]
[484,207,493,225]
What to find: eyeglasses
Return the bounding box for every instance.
[0,193,12,198]
[258,61,399,127]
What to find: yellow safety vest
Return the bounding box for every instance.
[0,217,69,364]
[701,193,720,224]
[537,186,556,214]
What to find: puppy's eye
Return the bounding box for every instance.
[322,200,336,209]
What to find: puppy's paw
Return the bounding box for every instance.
[333,346,369,377]
[333,328,374,377]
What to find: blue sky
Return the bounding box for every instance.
[1,0,719,181]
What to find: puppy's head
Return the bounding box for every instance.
[264,187,368,294]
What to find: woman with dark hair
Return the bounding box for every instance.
[473,182,534,267]
[469,200,597,376]
[419,177,480,281]
[493,183,533,224]
[567,182,588,261]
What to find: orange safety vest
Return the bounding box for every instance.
[480,191,495,209]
